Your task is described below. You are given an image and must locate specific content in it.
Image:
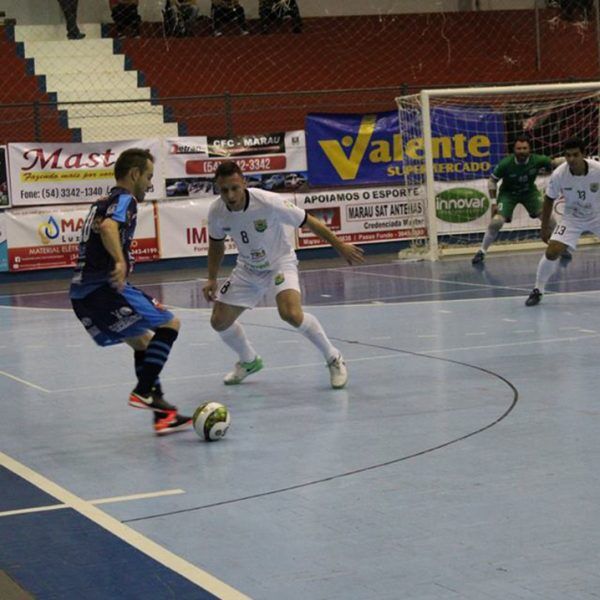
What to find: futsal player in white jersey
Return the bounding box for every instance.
[526,137,600,306]
[202,161,365,388]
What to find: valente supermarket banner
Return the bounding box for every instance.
[8,139,164,207]
[305,109,505,187]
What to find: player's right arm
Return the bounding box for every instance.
[539,195,555,243]
[203,237,226,302]
[540,167,560,243]
[488,158,506,216]
[99,218,127,291]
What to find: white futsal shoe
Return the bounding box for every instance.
[327,354,348,389]
[223,356,264,385]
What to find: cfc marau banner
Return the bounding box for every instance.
[305,109,506,187]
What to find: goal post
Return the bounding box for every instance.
[396,81,600,261]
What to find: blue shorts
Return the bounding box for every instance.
[71,283,175,347]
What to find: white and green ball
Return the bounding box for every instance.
[193,402,231,441]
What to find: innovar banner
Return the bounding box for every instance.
[305,109,506,187]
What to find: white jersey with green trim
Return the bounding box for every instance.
[208,188,306,271]
[546,159,600,220]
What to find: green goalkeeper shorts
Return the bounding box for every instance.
[496,190,542,222]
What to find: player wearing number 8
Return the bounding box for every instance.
[203,161,365,389]
[525,137,600,306]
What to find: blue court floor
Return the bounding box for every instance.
[1,248,600,599]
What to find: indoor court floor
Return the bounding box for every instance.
[1,248,600,599]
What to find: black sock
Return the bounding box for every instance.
[134,328,178,396]
[134,350,164,395]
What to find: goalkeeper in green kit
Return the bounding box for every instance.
[472,135,571,264]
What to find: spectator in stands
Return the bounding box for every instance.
[259,0,302,34]
[110,0,141,38]
[164,0,199,37]
[56,0,85,40]
[211,0,249,36]
[559,0,593,21]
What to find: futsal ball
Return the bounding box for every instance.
[193,402,231,441]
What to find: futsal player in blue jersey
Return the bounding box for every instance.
[70,148,192,435]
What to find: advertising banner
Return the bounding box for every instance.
[296,185,426,248]
[163,132,307,199]
[8,139,164,207]
[0,212,7,272]
[306,109,505,187]
[434,175,555,235]
[5,203,159,272]
[0,146,9,208]
[158,199,238,258]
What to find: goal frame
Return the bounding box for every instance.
[399,81,600,261]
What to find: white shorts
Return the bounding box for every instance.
[550,215,600,249]
[216,262,301,308]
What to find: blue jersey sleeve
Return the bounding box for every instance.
[107,193,134,224]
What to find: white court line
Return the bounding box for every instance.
[0,304,72,312]
[0,489,185,518]
[423,332,600,355]
[0,370,50,393]
[49,330,600,394]
[0,452,250,600]
[342,268,532,293]
[5,288,600,312]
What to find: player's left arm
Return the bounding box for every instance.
[303,214,365,265]
[99,218,127,291]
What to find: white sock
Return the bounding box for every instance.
[535,255,559,293]
[218,322,257,363]
[480,230,495,252]
[297,313,338,362]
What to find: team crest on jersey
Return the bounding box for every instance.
[254,219,268,232]
[274,273,285,285]
[590,183,599,192]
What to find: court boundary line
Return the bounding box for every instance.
[0,452,250,600]
[0,370,50,393]
[0,488,186,518]
[4,287,600,314]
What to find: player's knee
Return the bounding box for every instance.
[545,243,564,260]
[210,312,230,332]
[279,307,303,327]
[489,215,505,234]
[164,317,181,332]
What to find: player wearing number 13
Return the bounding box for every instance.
[525,137,600,306]
[203,161,365,389]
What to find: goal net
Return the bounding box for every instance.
[395,82,600,260]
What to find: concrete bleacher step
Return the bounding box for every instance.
[31,55,127,75]
[13,24,179,142]
[20,39,115,58]
[43,71,141,92]
[13,23,103,42]
[51,88,152,102]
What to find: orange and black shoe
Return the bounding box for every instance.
[129,390,177,412]
[153,411,193,436]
